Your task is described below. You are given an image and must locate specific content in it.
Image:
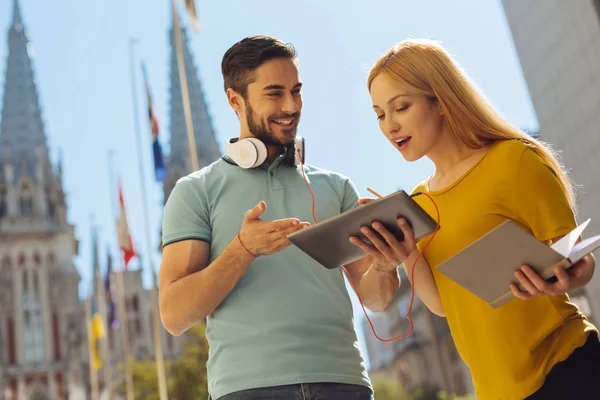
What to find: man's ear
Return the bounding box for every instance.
[226,88,244,115]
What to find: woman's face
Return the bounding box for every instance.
[369,73,445,162]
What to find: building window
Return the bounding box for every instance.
[48,198,55,218]
[1,255,11,278]
[23,270,44,362]
[1,256,12,316]
[19,182,34,215]
[23,271,33,361]
[32,274,44,360]
[0,187,7,217]
[53,313,61,361]
[7,317,16,365]
[132,294,139,312]
[20,194,33,215]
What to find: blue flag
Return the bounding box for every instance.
[142,62,167,182]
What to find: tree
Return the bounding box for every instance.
[412,383,443,400]
[372,377,478,400]
[119,324,209,399]
[166,324,209,399]
[437,393,478,400]
[372,376,411,400]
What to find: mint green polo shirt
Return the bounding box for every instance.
[161,150,371,399]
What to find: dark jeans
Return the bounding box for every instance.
[216,383,373,400]
[526,333,600,399]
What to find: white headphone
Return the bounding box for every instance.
[225,136,305,169]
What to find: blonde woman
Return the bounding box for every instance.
[350,39,599,399]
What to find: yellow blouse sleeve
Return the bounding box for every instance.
[514,147,577,242]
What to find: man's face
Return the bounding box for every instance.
[239,58,303,146]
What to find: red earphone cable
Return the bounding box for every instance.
[297,149,441,342]
[298,156,319,224]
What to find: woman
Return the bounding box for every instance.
[350,39,599,399]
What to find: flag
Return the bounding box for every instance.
[88,298,106,370]
[104,248,119,329]
[117,182,136,269]
[141,62,167,182]
[185,0,200,31]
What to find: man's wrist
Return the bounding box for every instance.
[229,235,258,265]
[237,232,259,259]
[371,263,400,275]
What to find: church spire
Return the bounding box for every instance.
[0,0,51,183]
[12,0,23,29]
[164,14,221,202]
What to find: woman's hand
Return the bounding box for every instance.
[511,253,596,300]
[349,198,417,272]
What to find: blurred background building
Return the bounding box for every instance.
[362,270,474,396]
[500,0,600,322]
[0,1,219,398]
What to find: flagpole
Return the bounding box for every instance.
[86,296,100,400]
[93,224,113,399]
[108,151,135,400]
[116,271,134,400]
[128,38,169,400]
[172,0,200,172]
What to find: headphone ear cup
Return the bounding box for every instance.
[227,139,258,169]
[245,138,268,168]
[283,143,295,167]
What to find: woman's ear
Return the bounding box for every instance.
[429,96,444,116]
[435,98,444,117]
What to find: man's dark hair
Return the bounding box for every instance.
[221,35,297,99]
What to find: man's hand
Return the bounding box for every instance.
[511,253,596,300]
[238,201,310,257]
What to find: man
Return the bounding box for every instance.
[159,35,402,400]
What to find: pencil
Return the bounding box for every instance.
[366,187,383,199]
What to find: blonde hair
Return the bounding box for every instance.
[368,39,576,209]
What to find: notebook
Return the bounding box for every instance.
[436,218,600,308]
[288,190,438,269]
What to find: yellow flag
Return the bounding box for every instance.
[88,301,106,370]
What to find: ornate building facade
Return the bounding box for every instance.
[0,1,222,398]
[0,1,86,398]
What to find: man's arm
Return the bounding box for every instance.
[344,257,399,313]
[159,200,310,336]
[159,237,254,336]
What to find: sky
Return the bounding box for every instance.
[0,0,538,362]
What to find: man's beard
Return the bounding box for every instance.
[245,101,299,146]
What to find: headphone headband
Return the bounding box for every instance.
[225,136,305,169]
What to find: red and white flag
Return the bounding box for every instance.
[117,182,136,269]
